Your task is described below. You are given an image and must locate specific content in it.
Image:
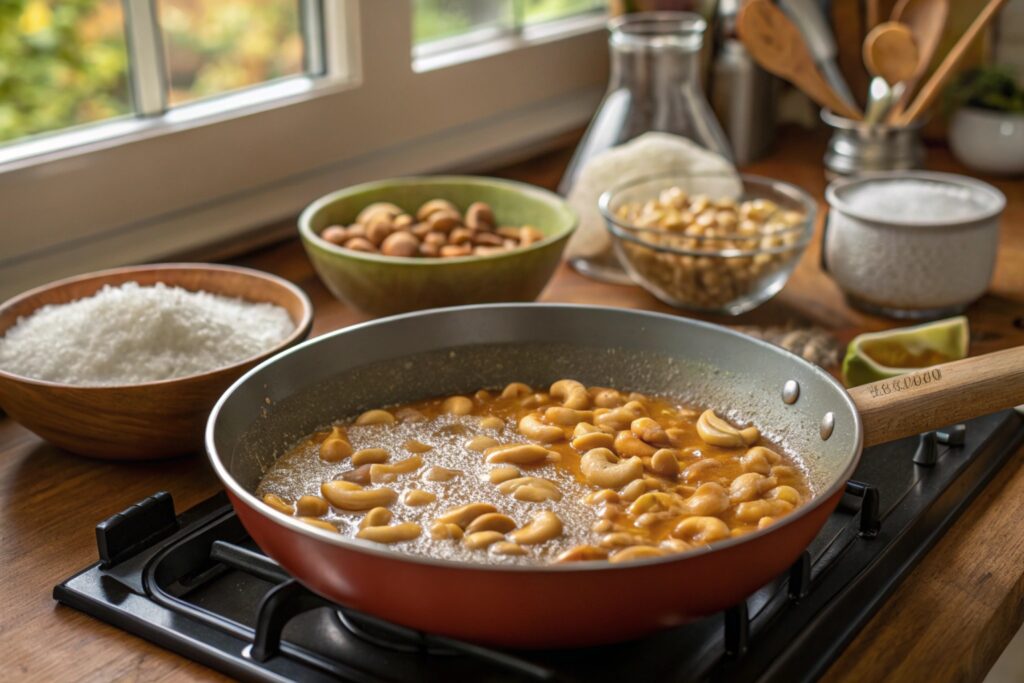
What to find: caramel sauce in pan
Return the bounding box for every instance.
[256,383,813,565]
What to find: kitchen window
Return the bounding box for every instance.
[0,1,608,300]
[0,0,323,148]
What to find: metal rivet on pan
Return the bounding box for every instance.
[820,412,835,441]
[782,380,800,404]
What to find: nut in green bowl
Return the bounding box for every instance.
[299,176,577,316]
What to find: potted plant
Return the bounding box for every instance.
[946,66,1024,176]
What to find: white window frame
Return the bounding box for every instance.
[0,0,608,299]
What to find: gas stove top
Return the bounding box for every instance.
[55,410,1024,682]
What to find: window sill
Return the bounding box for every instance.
[413,12,607,73]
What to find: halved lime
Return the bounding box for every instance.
[842,316,969,387]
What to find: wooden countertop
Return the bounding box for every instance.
[2,130,1023,681]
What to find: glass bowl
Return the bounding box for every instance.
[599,174,816,315]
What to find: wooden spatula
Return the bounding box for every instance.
[737,0,863,120]
[889,0,950,118]
[897,0,1010,124]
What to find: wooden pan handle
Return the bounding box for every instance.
[849,346,1024,447]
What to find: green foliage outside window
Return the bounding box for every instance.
[0,0,128,144]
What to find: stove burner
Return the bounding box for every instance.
[335,610,457,657]
[54,411,1024,683]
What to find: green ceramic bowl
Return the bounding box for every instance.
[299,176,577,316]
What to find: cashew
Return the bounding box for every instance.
[351,448,389,466]
[355,409,396,426]
[584,488,619,505]
[479,416,505,431]
[295,495,329,517]
[262,493,293,515]
[549,379,591,410]
[465,513,517,534]
[485,443,553,465]
[357,522,422,544]
[465,435,499,452]
[684,482,730,516]
[592,388,624,408]
[517,485,563,503]
[500,382,532,398]
[436,502,497,528]
[672,516,731,544]
[299,517,338,533]
[682,458,720,483]
[370,455,423,484]
[555,545,609,563]
[609,546,666,563]
[740,426,761,446]
[360,506,392,529]
[594,401,646,431]
[630,417,671,446]
[423,466,461,482]
[517,414,564,443]
[736,499,794,523]
[729,473,777,503]
[430,521,463,540]
[339,464,372,486]
[544,406,594,426]
[496,476,562,502]
[319,427,352,462]
[620,478,648,502]
[442,396,473,415]
[599,532,644,548]
[649,448,680,478]
[592,519,613,533]
[660,537,693,553]
[580,448,643,489]
[404,439,433,453]
[614,430,657,458]
[509,511,562,545]
[402,489,437,506]
[463,530,506,550]
[766,485,802,505]
[490,541,528,556]
[488,465,521,484]
[696,410,745,448]
[571,430,615,452]
[627,491,680,516]
[416,198,458,221]
[321,482,397,511]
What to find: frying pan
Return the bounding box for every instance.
[206,304,1024,648]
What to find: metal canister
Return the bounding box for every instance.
[822,110,926,179]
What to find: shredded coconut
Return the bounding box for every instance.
[842,178,996,223]
[0,282,296,386]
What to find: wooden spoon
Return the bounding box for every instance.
[889,0,950,118]
[737,0,862,120]
[863,21,919,86]
[897,0,1011,124]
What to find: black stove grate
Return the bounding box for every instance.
[54,410,1024,683]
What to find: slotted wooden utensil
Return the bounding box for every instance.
[738,0,862,120]
[897,0,1010,124]
[889,0,950,118]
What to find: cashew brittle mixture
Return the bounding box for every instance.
[256,381,812,565]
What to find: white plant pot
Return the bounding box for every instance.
[949,107,1024,176]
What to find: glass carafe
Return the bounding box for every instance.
[561,12,732,284]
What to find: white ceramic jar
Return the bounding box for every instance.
[949,107,1024,176]
[823,171,1005,319]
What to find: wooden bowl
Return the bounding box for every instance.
[0,264,313,459]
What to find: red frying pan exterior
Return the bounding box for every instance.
[229,487,842,647]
